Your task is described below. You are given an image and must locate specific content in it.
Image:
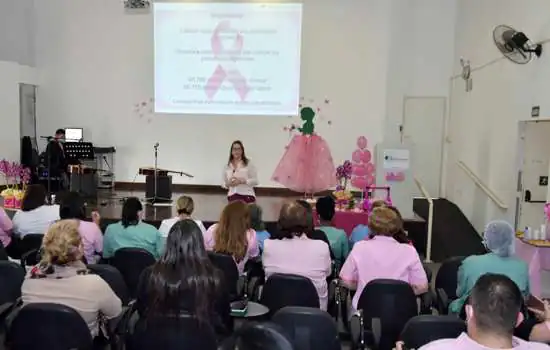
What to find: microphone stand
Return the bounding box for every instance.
[145,143,171,205]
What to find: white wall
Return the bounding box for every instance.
[0,61,40,163]
[447,0,550,231]
[384,0,456,145]
[33,0,393,186]
[0,0,35,66]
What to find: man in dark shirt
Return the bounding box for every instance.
[45,129,68,189]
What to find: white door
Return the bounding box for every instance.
[402,97,446,198]
[517,121,550,230]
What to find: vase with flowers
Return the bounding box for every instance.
[333,160,356,210]
[0,159,31,209]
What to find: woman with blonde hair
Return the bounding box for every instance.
[21,220,122,337]
[204,201,259,274]
[339,206,428,311]
[159,195,206,237]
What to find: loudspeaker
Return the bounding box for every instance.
[145,175,172,201]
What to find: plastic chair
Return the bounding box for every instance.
[273,306,341,350]
[0,242,8,261]
[260,273,320,316]
[400,315,466,349]
[111,248,156,298]
[19,234,44,256]
[6,303,93,350]
[350,279,418,350]
[208,251,239,300]
[127,314,218,350]
[88,263,131,306]
[434,256,465,314]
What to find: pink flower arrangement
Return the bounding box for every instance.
[335,160,352,190]
[0,159,32,208]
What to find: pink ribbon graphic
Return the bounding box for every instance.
[204,21,250,101]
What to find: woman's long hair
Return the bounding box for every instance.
[21,184,47,212]
[59,191,86,220]
[227,140,249,166]
[121,197,142,228]
[214,201,250,262]
[147,219,222,322]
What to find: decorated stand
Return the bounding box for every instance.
[0,160,31,209]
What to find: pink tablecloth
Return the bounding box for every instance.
[314,210,368,236]
[515,238,550,297]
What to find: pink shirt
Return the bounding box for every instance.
[204,224,259,274]
[0,208,13,248]
[339,236,427,310]
[262,235,332,310]
[78,220,103,264]
[419,332,550,349]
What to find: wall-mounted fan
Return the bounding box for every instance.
[493,25,543,64]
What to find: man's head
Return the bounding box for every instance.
[466,273,523,337]
[55,129,65,141]
[315,196,336,222]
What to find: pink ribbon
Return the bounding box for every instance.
[205,21,250,101]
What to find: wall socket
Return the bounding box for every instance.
[532,106,540,118]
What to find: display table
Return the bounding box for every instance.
[515,237,550,298]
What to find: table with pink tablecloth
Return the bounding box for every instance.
[515,238,550,297]
[313,210,368,237]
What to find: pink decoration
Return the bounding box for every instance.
[272,134,337,194]
[357,136,367,150]
[350,136,375,190]
[205,21,249,101]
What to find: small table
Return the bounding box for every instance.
[230,301,269,319]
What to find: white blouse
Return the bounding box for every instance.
[222,161,258,197]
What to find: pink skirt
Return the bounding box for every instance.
[272,134,336,193]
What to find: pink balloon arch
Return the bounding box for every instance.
[350,136,376,190]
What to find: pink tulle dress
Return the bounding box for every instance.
[272,134,337,194]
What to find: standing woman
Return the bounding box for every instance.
[222,140,258,203]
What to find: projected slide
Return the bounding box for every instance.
[154,3,303,115]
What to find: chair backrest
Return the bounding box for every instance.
[400,315,466,349]
[0,261,25,304]
[357,279,418,350]
[20,234,44,255]
[208,251,239,298]
[435,256,466,300]
[260,273,320,315]
[87,264,131,306]
[112,248,156,298]
[127,315,217,350]
[273,306,341,350]
[0,241,8,261]
[7,303,93,350]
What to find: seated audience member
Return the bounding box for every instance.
[21,220,122,337]
[349,199,387,248]
[339,206,428,311]
[515,299,550,343]
[0,207,14,256]
[103,197,164,259]
[450,220,529,315]
[296,200,335,260]
[386,205,413,244]
[12,184,59,237]
[222,322,294,350]
[204,201,259,274]
[263,201,332,310]
[158,195,206,238]
[316,196,349,265]
[248,203,270,251]
[58,191,103,263]
[137,219,232,336]
[411,273,550,349]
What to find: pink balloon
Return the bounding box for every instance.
[357,136,367,150]
[352,164,368,177]
[352,150,362,163]
[360,150,372,163]
[351,176,368,190]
